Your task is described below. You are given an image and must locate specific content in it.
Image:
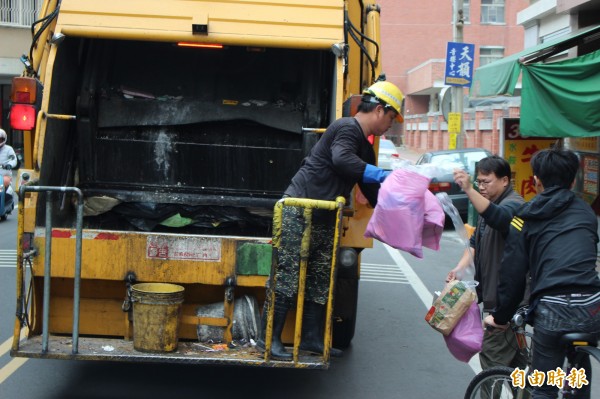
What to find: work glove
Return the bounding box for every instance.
[362,164,390,183]
[2,163,11,170]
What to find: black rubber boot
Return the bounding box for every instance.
[256,296,292,360]
[299,301,343,358]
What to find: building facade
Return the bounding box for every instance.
[397,0,600,155]
[379,0,529,144]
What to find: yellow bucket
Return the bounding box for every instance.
[131,283,185,353]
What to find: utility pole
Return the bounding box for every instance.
[452,0,464,149]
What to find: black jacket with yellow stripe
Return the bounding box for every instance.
[492,186,600,325]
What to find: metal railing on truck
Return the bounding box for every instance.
[10,185,345,369]
[12,185,84,354]
[263,196,345,364]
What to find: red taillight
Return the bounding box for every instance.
[391,153,400,158]
[10,76,39,131]
[429,182,451,193]
[10,104,36,130]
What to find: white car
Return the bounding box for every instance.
[377,139,400,171]
[416,148,492,219]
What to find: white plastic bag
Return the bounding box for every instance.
[436,192,475,279]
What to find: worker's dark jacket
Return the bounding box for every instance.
[471,186,524,311]
[285,117,379,207]
[492,187,600,325]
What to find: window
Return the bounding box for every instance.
[0,0,40,27]
[479,47,504,67]
[481,0,505,24]
[462,0,470,24]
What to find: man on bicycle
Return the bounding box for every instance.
[485,148,600,399]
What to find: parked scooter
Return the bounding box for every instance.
[0,165,14,221]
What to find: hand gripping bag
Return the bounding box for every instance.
[364,168,430,258]
[443,301,483,362]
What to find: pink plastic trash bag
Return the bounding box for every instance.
[422,190,445,251]
[364,168,430,258]
[443,301,483,362]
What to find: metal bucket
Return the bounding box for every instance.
[131,283,185,353]
[197,295,260,343]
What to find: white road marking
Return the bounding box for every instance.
[0,358,28,384]
[382,243,482,375]
[360,262,409,284]
[0,250,16,268]
[0,331,29,384]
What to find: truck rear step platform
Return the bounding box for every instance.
[12,335,328,369]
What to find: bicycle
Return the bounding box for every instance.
[464,307,533,399]
[464,307,600,399]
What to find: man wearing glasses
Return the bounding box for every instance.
[446,155,527,373]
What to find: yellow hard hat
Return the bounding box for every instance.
[362,81,404,122]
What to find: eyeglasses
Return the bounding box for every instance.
[474,178,496,188]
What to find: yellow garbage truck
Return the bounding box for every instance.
[9,0,390,369]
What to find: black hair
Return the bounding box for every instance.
[357,97,379,113]
[477,155,511,179]
[530,148,579,189]
[357,94,396,117]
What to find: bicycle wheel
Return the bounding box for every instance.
[465,366,533,399]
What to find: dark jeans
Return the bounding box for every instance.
[531,292,600,399]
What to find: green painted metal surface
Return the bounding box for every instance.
[236,242,272,276]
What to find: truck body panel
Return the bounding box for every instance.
[58,0,344,49]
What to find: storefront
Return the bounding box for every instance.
[472,24,600,204]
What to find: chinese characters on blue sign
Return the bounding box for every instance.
[445,42,475,87]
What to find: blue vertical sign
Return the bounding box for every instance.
[445,42,475,87]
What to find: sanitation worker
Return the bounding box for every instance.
[257,79,404,360]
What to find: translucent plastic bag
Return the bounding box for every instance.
[436,191,475,280]
[443,301,483,362]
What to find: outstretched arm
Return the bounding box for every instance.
[454,169,490,213]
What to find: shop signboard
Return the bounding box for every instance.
[502,118,555,201]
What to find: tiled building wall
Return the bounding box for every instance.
[379,0,528,150]
[403,105,520,155]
